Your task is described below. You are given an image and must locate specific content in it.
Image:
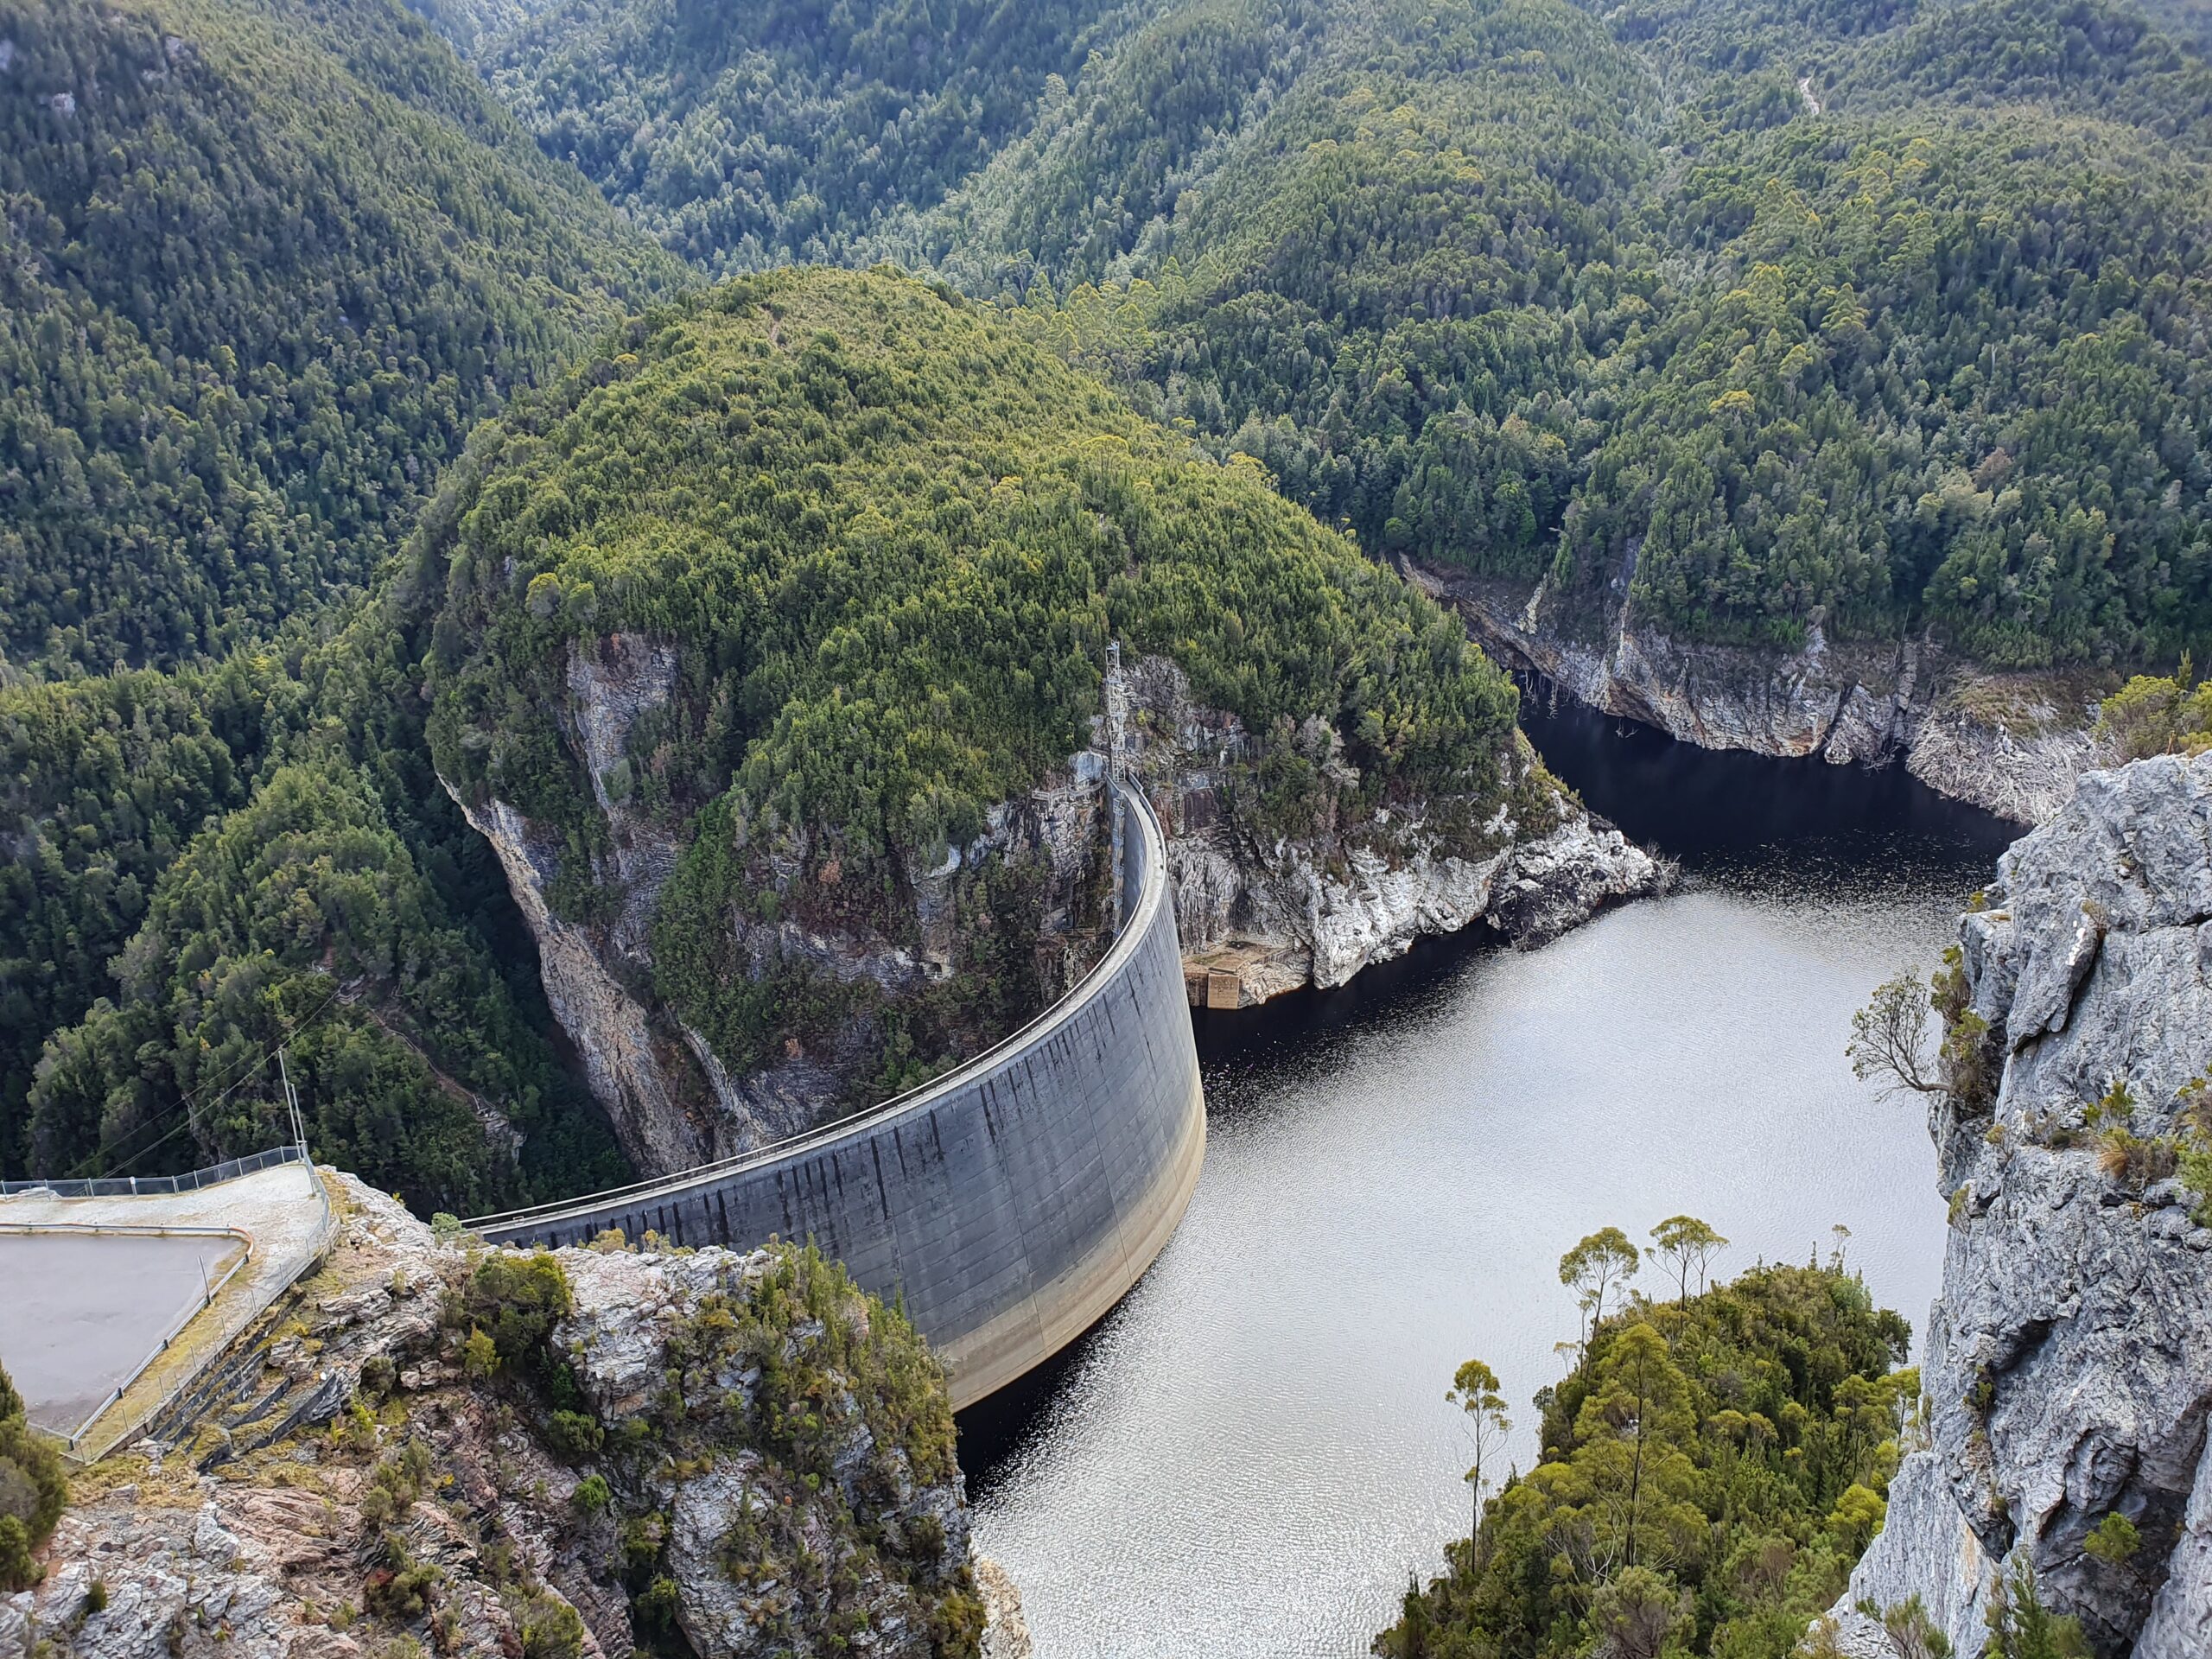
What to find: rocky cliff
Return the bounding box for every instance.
[461,636,1660,1157]
[1421,569,2112,827]
[1832,753,2212,1656]
[446,631,1122,1179]
[418,270,1662,1181]
[0,1173,1014,1659]
[1121,655,1661,1007]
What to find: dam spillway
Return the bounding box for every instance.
[467,780,1207,1408]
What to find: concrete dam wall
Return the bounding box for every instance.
[468,781,1207,1409]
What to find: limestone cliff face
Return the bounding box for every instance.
[1833,753,2212,1657]
[1420,568,2111,827]
[0,1174,1012,1659]
[1121,657,1661,1008]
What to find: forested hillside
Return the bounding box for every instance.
[423,266,1519,1126]
[0,0,683,673]
[0,613,632,1208]
[10,0,2212,1198]
[1378,1255,1917,1659]
[467,0,1142,270]
[894,0,2212,675]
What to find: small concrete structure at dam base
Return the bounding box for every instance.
[470,779,1209,1409]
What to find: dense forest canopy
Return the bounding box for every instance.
[467,0,1142,270]
[0,0,683,675]
[10,0,2212,1197]
[0,607,632,1205]
[1380,1255,1916,1659]
[423,266,1519,1103]
[876,0,2212,671]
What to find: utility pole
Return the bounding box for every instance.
[277,1047,314,1194]
[1105,641,1129,931]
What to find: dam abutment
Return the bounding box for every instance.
[469,781,1207,1409]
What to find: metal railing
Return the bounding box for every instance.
[0,1142,309,1198]
[4,1139,334,1461]
[466,775,1166,1234]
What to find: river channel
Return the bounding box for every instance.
[958,698,2023,1659]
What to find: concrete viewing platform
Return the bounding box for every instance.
[0,1153,334,1459]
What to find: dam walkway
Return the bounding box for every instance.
[466,779,1208,1409]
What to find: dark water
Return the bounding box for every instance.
[959,702,2021,1659]
[1517,691,2018,875]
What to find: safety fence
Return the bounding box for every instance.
[0,1223,255,1452]
[0,1142,309,1198]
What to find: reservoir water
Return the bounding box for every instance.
[959,698,2023,1659]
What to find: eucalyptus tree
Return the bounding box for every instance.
[1446,1357,1510,1554]
[1647,1216,1728,1303]
[1560,1226,1641,1352]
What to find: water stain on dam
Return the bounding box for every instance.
[959,701,2020,1659]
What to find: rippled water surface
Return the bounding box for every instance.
[959,702,2021,1659]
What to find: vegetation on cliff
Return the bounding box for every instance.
[0,0,683,674]
[8,1183,979,1655]
[0,601,630,1201]
[25,757,626,1212]
[2097,664,2212,759]
[430,1236,982,1656]
[0,1359,67,1592]
[423,265,1519,1109]
[1378,1237,1914,1659]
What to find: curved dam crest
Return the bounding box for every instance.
[469,781,1208,1408]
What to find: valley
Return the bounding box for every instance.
[5,0,2212,1652]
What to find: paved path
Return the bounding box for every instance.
[0,1234,245,1436]
[0,1160,332,1452]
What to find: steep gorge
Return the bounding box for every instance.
[1424,568,2113,827]
[417,268,1657,1177]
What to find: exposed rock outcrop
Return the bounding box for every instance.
[1832,753,2212,1657]
[976,1557,1033,1659]
[445,631,1122,1178]
[461,632,1662,1157]
[1125,656,1661,1007]
[448,784,717,1175]
[3,1174,988,1659]
[1421,569,2111,827]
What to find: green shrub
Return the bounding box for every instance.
[2083,1512,2141,1565]
[513,1592,585,1659]
[570,1475,612,1515]
[0,1516,35,1593]
[364,1557,440,1621]
[0,1363,67,1592]
[546,1412,605,1459]
[458,1254,573,1371]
